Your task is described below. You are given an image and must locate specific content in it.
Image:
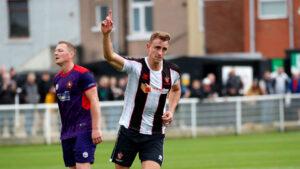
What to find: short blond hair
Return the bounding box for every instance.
[58,41,76,54]
[150,31,171,43]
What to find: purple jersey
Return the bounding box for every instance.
[54,65,96,140]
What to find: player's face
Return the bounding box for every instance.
[54,44,73,66]
[147,38,169,64]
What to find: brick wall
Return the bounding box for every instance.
[205,0,244,54]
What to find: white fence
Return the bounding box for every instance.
[1,94,300,145]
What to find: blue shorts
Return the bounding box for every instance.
[110,126,165,167]
[61,132,96,167]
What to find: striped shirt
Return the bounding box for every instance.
[119,57,180,135]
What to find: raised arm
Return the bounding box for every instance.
[101,10,124,71]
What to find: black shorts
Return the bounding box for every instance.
[110,126,165,167]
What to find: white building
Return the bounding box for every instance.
[0,0,81,72]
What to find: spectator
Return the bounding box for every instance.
[44,86,56,104]
[118,76,128,92]
[225,68,243,96]
[189,79,203,99]
[259,71,274,95]
[38,72,52,103]
[271,67,289,94]
[285,71,300,125]
[0,73,16,136]
[207,73,220,97]
[109,76,123,100]
[286,71,300,93]
[20,73,40,136]
[201,78,214,99]
[245,79,264,96]
[97,76,113,101]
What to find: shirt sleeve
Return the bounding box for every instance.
[121,59,135,73]
[171,70,181,86]
[79,71,97,92]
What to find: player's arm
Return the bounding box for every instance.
[162,82,181,127]
[101,10,124,71]
[85,87,103,144]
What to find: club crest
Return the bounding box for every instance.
[164,76,170,85]
[117,152,123,160]
[66,81,73,88]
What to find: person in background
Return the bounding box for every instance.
[245,79,264,96]
[207,73,220,97]
[109,76,123,100]
[20,73,40,136]
[225,68,243,96]
[201,78,214,99]
[271,67,289,94]
[97,76,113,101]
[259,71,274,95]
[285,71,300,125]
[38,72,52,103]
[189,79,203,99]
[0,73,16,137]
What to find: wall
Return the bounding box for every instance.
[0,0,81,70]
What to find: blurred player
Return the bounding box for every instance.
[101,10,181,169]
[53,41,102,169]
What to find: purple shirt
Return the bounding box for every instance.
[54,65,96,140]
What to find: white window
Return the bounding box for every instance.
[199,0,205,32]
[258,0,287,19]
[91,4,109,32]
[128,0,153,41]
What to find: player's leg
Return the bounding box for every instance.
[74,132,97,167]
[110,126,138,168]
[141,161,160,169]
[139,134,165,169]
[76,162,90,169]
[115,163,130,169]
[61,138,76,168]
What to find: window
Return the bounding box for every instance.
[128,0,153,40]
[198,0,204,32]
[258,0,287,19]
[96,5,109,24]
[8,0,30,38]
[91,4,109,32]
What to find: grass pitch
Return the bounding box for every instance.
[1,132,300,169]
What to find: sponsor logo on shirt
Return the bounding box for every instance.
[57,91,71,101]
[141,83,151,93]
[66,81,73,88]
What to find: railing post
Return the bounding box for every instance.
[279,97,285,132]
[14,91,20,128]
[44,104,51,145]
[236,99,242,135]
[191,101,197,138]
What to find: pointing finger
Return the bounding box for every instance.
[109,9,112,19]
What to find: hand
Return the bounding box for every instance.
[92,128,103,144]
[162,111,174,127]
[101,9,113,35]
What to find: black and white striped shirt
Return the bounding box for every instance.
[119,57,181,135]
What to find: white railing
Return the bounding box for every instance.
[0,94,300,145]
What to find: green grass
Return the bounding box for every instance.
[1,132,300,169]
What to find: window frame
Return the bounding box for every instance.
[258,0,288,20]
[127,0,153,41]
[91,4,109,32]
[8,0,30,38]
